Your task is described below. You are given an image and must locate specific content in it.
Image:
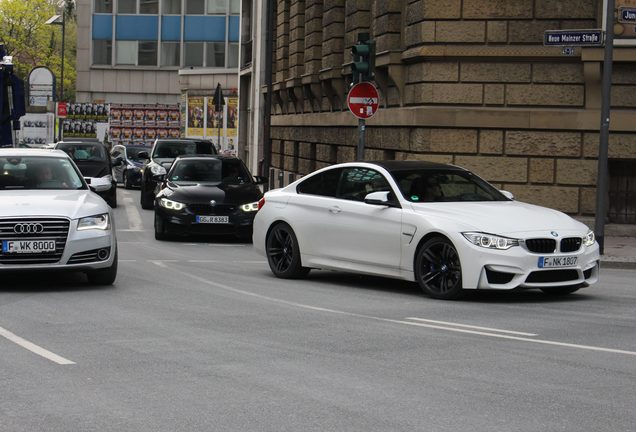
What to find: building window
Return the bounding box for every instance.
[162,0,180,14]
[207,0,225,14]
[228,42,238,68]
[139,0,158,13]
[94,0,113,13]
[117,0,137,13]
[93,40,112,64]
[138,41,158,65]
[161,42,180,66]
[230,0,239,14]
[186,0,205,14]
[185,42,204,66]
[205,42,225,67]
[116,40,137,64]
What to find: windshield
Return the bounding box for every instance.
[0,156,85,190]
[57,143,107,162]
[168,159,250,185]
[152,141,215,159]
[126,146,149,161]
[391,169,507,202]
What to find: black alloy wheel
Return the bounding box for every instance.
[265,223,310,279]
[415,236,464,299]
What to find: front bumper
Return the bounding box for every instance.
[155,206,256,237]
[454,234,600,289]
[0,218,116,272]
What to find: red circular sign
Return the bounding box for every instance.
[347,82,379,119]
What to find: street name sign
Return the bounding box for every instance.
[544,29,603,46]
[619,7,636,23]
[347,82,379,120]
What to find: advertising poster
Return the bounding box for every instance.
[187,97,204,137]
[63,102,109,139]
[19,113,54,146]
[109,103,181,147]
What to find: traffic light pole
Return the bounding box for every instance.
[357,119,365,161]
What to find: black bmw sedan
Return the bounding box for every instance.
[153,155,267,241]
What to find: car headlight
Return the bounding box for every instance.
[240,201,260,212]
[159,197,185,211]
[150,164,167,175]
[77,213,110,231]
[583,230,595,247]
[462,232,519,250]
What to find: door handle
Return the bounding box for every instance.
[329,206,342,214]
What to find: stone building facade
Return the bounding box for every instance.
[262,0,636,222]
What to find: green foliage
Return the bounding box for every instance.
[0,0,77,100]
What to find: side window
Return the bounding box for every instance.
[297,168,342,197]
[337,168,390,202]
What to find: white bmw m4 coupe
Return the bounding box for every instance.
[253,161,599,299]
[0,149,117,285]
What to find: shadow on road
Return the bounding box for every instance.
[0,271,114,292]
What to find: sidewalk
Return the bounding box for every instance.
[601,236,636,269]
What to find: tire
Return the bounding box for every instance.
[86,251,118,285]
[265,223,310,279]
[107,190,117,208]
[140,184,154,210]
[415,236,464,300]
[541,285,581,296]
[124,171,133,189]
[154,213,168,240]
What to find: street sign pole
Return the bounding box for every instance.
[357,119,365,161]
[595,0,615,255]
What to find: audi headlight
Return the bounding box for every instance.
[583,230,595,247]
[77,213,110,231]
[159,197,185,211]
[462,232,519,250]
[150,164,167,175]
[240,201,260,212]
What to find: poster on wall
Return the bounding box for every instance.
[109,103,181,147]
[63,102,109,139]
[19,113,54,146]
[225,97,238,155]
[187,97,205,137]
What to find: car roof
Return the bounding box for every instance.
[0,148,69,158]
[173,154,238,161]
[367,160,466,172]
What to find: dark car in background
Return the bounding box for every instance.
[55,141,118,208]
[110,144,147,189]
[153,155,267,241]
[138,138,217,209]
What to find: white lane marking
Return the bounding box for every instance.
[0,326,75,365]
[122,196,143,231]
[405,317,537,336]
[149,260,179,268]
[119,259,138,263]
[157,264,636,358]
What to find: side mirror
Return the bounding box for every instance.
[253,175,268,185]
[500,190,514,200]
[364,191,399,207]
[152,173,166,182]
[138,151,149,160]
[85,177,92,185]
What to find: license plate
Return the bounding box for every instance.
[2,240,56,254]
[195,215,229,224]
[538,256,578,268]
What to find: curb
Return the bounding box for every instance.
[600,259,636,270]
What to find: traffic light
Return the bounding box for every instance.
[351,36,375,83]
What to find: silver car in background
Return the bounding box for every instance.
[0,149,118,285]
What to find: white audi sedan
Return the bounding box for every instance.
[253,161,599,299]
[0,149,117,284]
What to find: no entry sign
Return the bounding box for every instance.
[347,82,379,119]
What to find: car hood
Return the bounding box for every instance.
[410,200,588,236]
[0,190,110,219]
[164,182,262,205]
[74,161,110,177]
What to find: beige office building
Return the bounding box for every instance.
[240,0,636,223]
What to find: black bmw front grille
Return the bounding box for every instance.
[560,237,582,253]
[525,238,556,254]
[187,204,236,216]
[0,218,70,264]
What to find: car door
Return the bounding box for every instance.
[329,167,403,270]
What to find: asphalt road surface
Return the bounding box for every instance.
[1,188,635,432]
